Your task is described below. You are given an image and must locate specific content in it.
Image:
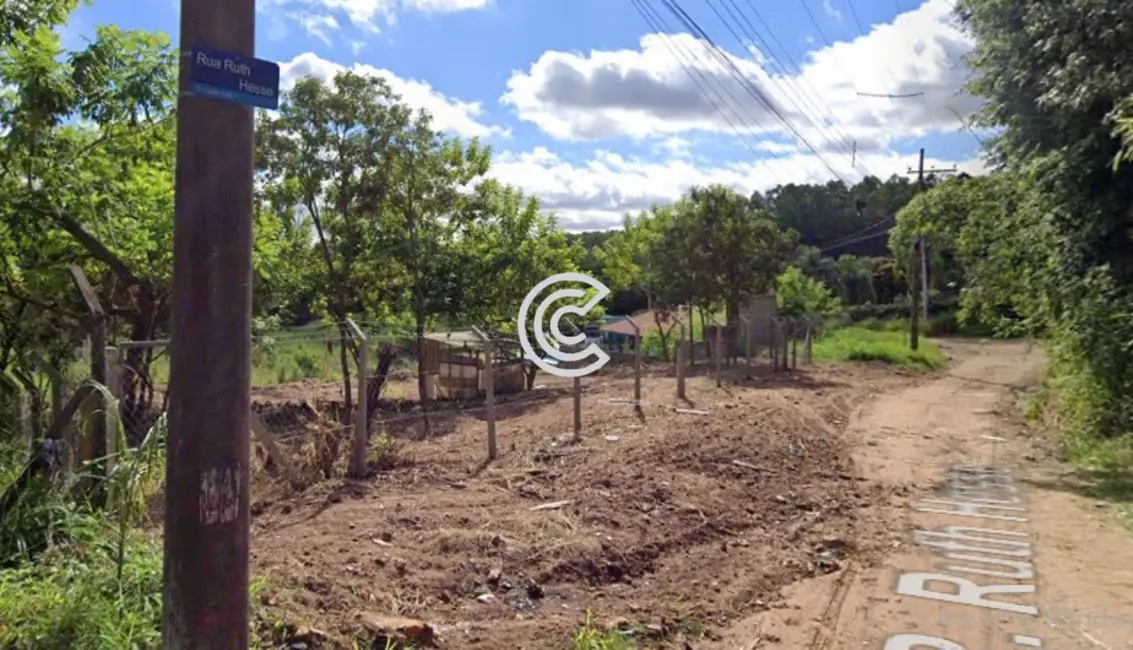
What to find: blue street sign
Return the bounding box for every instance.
[187,46,280,110]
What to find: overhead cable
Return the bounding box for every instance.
[656,0,851,183]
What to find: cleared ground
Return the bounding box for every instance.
[246,361,923,649]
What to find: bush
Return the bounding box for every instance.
[845,302,908,322]
[0,405,167,648]
[775,267,840,317]
[0,523,164,649]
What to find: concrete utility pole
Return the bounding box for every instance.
[906,148,956,348]
[163,0,262,645]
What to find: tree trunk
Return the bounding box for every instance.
[725,299,740,364]
[365,343,399,424]
[652,310,672,360]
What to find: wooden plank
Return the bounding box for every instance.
[250,412,297,485]
[67,265,103,317]
[530,500,572,511]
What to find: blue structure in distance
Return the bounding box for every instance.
[187,46,280,110]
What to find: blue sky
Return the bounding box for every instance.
[61,0,988,230]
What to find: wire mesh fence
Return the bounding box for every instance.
[46,311,830,487]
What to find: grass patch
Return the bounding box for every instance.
[852,313,1003,339]
[813,327,946,370]
[1059,433,1133,528]
[567,613,638,650]
[0,519,164,649]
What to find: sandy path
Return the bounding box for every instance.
[711,339,1133,649]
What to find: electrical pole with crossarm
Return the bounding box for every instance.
[163,0,278,645]
[906,148,956,349]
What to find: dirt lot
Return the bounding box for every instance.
[710,340,1133,649]
[246,359,925,649]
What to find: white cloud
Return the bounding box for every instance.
[289,13,340,44]
[755,141,800,154]
[489,146,990,231]
[278,52,510,139]
[258,0,491,35]
[821,0,843,21]
[653,136,692,158]
[501,0,978,153]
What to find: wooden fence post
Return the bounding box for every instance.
[473,327,497,461]
[676,335,686,400]
[346,319,368,479]
[740,316,752,379]
[68,266,109,474]
[105,346,122,473]
[629,317,642,410]
[572,376,582,441]
[805,318,814,365]
[705,314,723,387]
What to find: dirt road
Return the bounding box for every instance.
[714,339,1133,649]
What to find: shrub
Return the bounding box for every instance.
[775,266,840,317]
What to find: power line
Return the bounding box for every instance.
[628,0,788,185]
[843,0,904,97]
[857,91,924,99]
[822,215,893,249]
[711,0,877,177]
[656,0,850,182]
[890,0,939,131]
[787,0,899,178]
[820,222,893,253]
[731,0,880,176]
[712,0,856,161]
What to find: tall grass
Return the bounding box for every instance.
[853,312,999,339]
[0,390,167,649]
[813,327,946,371]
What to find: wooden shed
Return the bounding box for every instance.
[421,330,527,400]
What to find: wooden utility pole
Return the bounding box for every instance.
[906,148,956,350]
[920,237,930,319]
[163,0,266,644]
[910,236,921,351]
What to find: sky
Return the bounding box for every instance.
[60,0,992,231]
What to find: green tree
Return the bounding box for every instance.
[956,0,1133,437]
[256,70,415,474]
[595,208,681,354]
[775,266,840,317]
[455,180,582,329]
[0,23,190,438]
[661,185,797,329]
[381,111,491,403]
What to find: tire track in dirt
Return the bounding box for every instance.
[711,340,1133,650]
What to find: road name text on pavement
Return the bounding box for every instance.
[883,463,1045,649]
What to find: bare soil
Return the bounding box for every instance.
[711,340,1133,649]
[247,360,920,649]
[250,342,1133,650]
